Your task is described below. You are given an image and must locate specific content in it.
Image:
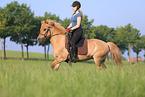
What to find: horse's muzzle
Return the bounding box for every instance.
[37,37,44,43]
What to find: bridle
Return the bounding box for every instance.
[39,28,50,38]
[39,27,67,39]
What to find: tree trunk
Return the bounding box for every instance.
[26,45,29,60]
[128,43,131,64]
[137,53,138,63]
[136,48,139,63]
[18,33,24,60]
[0,38,4,60]
[3,37,6,59]
[44,45,46,60]
[144,50,145,63]
[47,44,49,60]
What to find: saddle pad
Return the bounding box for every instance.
[65,35,88,55]
[78,38,88,55]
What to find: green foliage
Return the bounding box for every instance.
[132,35,145,60]
[112,24,141,55]
[132,38,143,57]
[60,18,71,28]
[0,7,12,38]
[81,15,94,38]
[90,25,115,42]
[4,1,34,43]
[44,12,60,22]
[113,26,128,53]
[140,35,145,49]
[124,24,140,44]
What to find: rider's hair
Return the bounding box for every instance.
[73,8,83,19]
[78,9,83,19]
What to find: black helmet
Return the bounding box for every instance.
[72,1,81,9]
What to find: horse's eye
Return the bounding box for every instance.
[43,29,46,31]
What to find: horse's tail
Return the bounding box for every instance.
[107,42,122,66]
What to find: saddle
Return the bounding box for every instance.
[65,33,88,55]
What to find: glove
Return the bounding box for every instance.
[66,28,72,32]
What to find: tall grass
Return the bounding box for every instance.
[0,51,145,97]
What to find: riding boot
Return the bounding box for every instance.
[72,46,77,63]
[69,47,74,62]
[73,53,77,63]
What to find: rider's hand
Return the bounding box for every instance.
[66,28,72,32]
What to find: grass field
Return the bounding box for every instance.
[0,50,145,97]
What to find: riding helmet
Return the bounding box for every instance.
[72,1,81,9]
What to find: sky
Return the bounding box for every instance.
[0,0,145,59]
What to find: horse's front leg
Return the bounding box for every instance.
[51,60,60,70]
[51,52,68,70]
[54,63,60,70]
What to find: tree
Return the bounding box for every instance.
[81,15,94,39]
[125,24,141,64]
[0,7,13,59]
[60,18,71,29]
[141,35,145,60]
[5,1,34,60]
[0,7,4,59]
[114,24,141,64]
[44,12,60,22]
[90,25,115,42]
[113,26,128,54]
[131,28,143,62]
[22,17,40,59]
[132,37,142,62]
[0,38,4,59]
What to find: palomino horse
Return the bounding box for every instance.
[37,20,122,70]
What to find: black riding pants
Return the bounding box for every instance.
[70,29,83,53]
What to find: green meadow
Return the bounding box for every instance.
[0,51,145,97]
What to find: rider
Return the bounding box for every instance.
[66,1,83,62]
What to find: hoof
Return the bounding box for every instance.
[54,64,60,70]
[51,65,54,70]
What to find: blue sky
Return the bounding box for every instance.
[0,0,145,59]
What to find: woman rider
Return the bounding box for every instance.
[66,1,83,62]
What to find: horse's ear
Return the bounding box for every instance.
[45,20,49,24]
[41,21,44,24]
[45,20,54,26]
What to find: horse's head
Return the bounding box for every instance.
[37,20,55,43]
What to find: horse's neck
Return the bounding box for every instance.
[50,34,65,49]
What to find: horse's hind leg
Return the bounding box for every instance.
[93,55,102,70]
[101,58,107,69]
[101,62,106,69]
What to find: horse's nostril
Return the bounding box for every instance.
[37,38,41,42]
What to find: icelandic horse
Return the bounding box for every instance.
[37,20,122,70]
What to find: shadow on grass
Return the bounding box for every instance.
[81,60,95,64]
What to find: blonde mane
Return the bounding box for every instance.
[46,20,66,34]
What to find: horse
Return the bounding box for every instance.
[37,19,122,70]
